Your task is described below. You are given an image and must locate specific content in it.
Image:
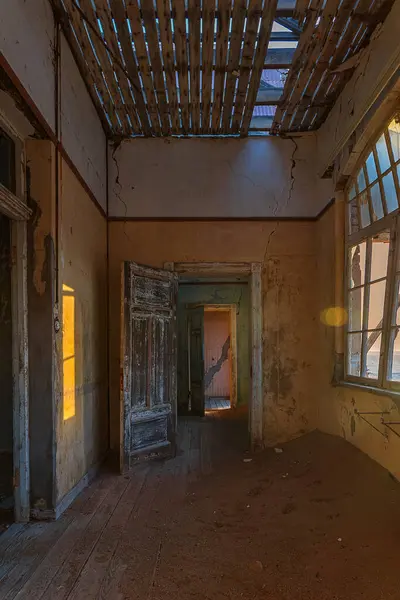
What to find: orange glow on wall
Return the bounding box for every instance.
[63,284,76,420]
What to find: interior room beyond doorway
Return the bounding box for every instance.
[177,277,250,420]
[204,306,235,412]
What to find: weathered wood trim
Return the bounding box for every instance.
[250,262,263,449]
[120,262,132,473]
[169,262,253,275]
[31,453,107,520]
[230,306,238,409]
[0,184,32,221]
[11,220,30,522]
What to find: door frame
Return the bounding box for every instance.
[165,262,263,449]
[0,117,31,521]
[203,304,238,408]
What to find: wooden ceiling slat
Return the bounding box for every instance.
[232,0,263,133]
[289,0,352,130]
[310,0,388,129]
[109,0,152,135]
[271,0,322,131]
[57,0,394,137]
[63,0,121,132]
[188,0,202,133]
[172,0,190,133]
[51,0,113,135]
[201,0,216,134]
[280,0,338,130]
[222,0,247,132]
[95,0,141,133]
[127,0,161,135]
[241,0,278,134]
[79,0,131,135]
[211,0,231,133]
[155,0,180,134]
[141,0,171,135]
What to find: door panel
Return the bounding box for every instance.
[188,306,205,416]
[121,262,178,470]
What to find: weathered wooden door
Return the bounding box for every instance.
[188,306,205,416]
[121,262,178,470]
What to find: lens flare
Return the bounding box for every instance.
[320,306,348,327]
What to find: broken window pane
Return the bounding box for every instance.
[348,287,364,331]
[357,168,367,192]
[370,232,390,282]
[376,134,391,173]
[382,171,398,213]
[349,198,359,234]
[348,332,362,377]
[365,331,381,379]
[365,152,378,183]
[370,182,384,221]
[393,276,400,325]
[388,118,400,163]
[387,327,400,381]
[359,191,370,228]
[349,242,367,288]
[367,280,387,330]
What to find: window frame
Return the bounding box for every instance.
[345,113,400,391]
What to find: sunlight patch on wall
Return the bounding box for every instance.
[63,283,76,420]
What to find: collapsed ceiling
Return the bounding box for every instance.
[52,0,395,138]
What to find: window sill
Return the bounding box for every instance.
[335,380,400,408]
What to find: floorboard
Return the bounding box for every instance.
[2,411,400,600]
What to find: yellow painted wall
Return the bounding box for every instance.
[56,159,108,502]
[317,207,400,481]
[108,220,319,453]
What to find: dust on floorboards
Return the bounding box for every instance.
[1,410,400,600]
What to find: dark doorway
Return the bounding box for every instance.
[0,213,13,528]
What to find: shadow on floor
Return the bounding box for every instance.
[1,420,400,599]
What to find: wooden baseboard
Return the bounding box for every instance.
[30,453,108,521]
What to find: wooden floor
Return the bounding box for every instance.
[2,412,400,600]
[205,397,230,410]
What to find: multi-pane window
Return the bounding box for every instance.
[346,116,400,388]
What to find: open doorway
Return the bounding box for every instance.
[177,278,249,421]
[167,262,263,449]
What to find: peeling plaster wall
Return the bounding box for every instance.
[317,208,400,481]
[108,221,319,452]
[317,0,400,176]
[26,139,57,512]
[60,34,107,212]
[109,137,333,218]
[0,9,107,211]
[56,158,108,503]
[0,0,56,132]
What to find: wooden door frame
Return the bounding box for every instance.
[203,304,238,408]
[0,117,31,521]
[165,262,263,449]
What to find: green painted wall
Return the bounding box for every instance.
[177,281,250,406]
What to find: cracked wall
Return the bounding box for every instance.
[317,205,400,481]
[204,312,231,397]
[317,0,400,176]
[108,221,320,452]
[108,137,333,218]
